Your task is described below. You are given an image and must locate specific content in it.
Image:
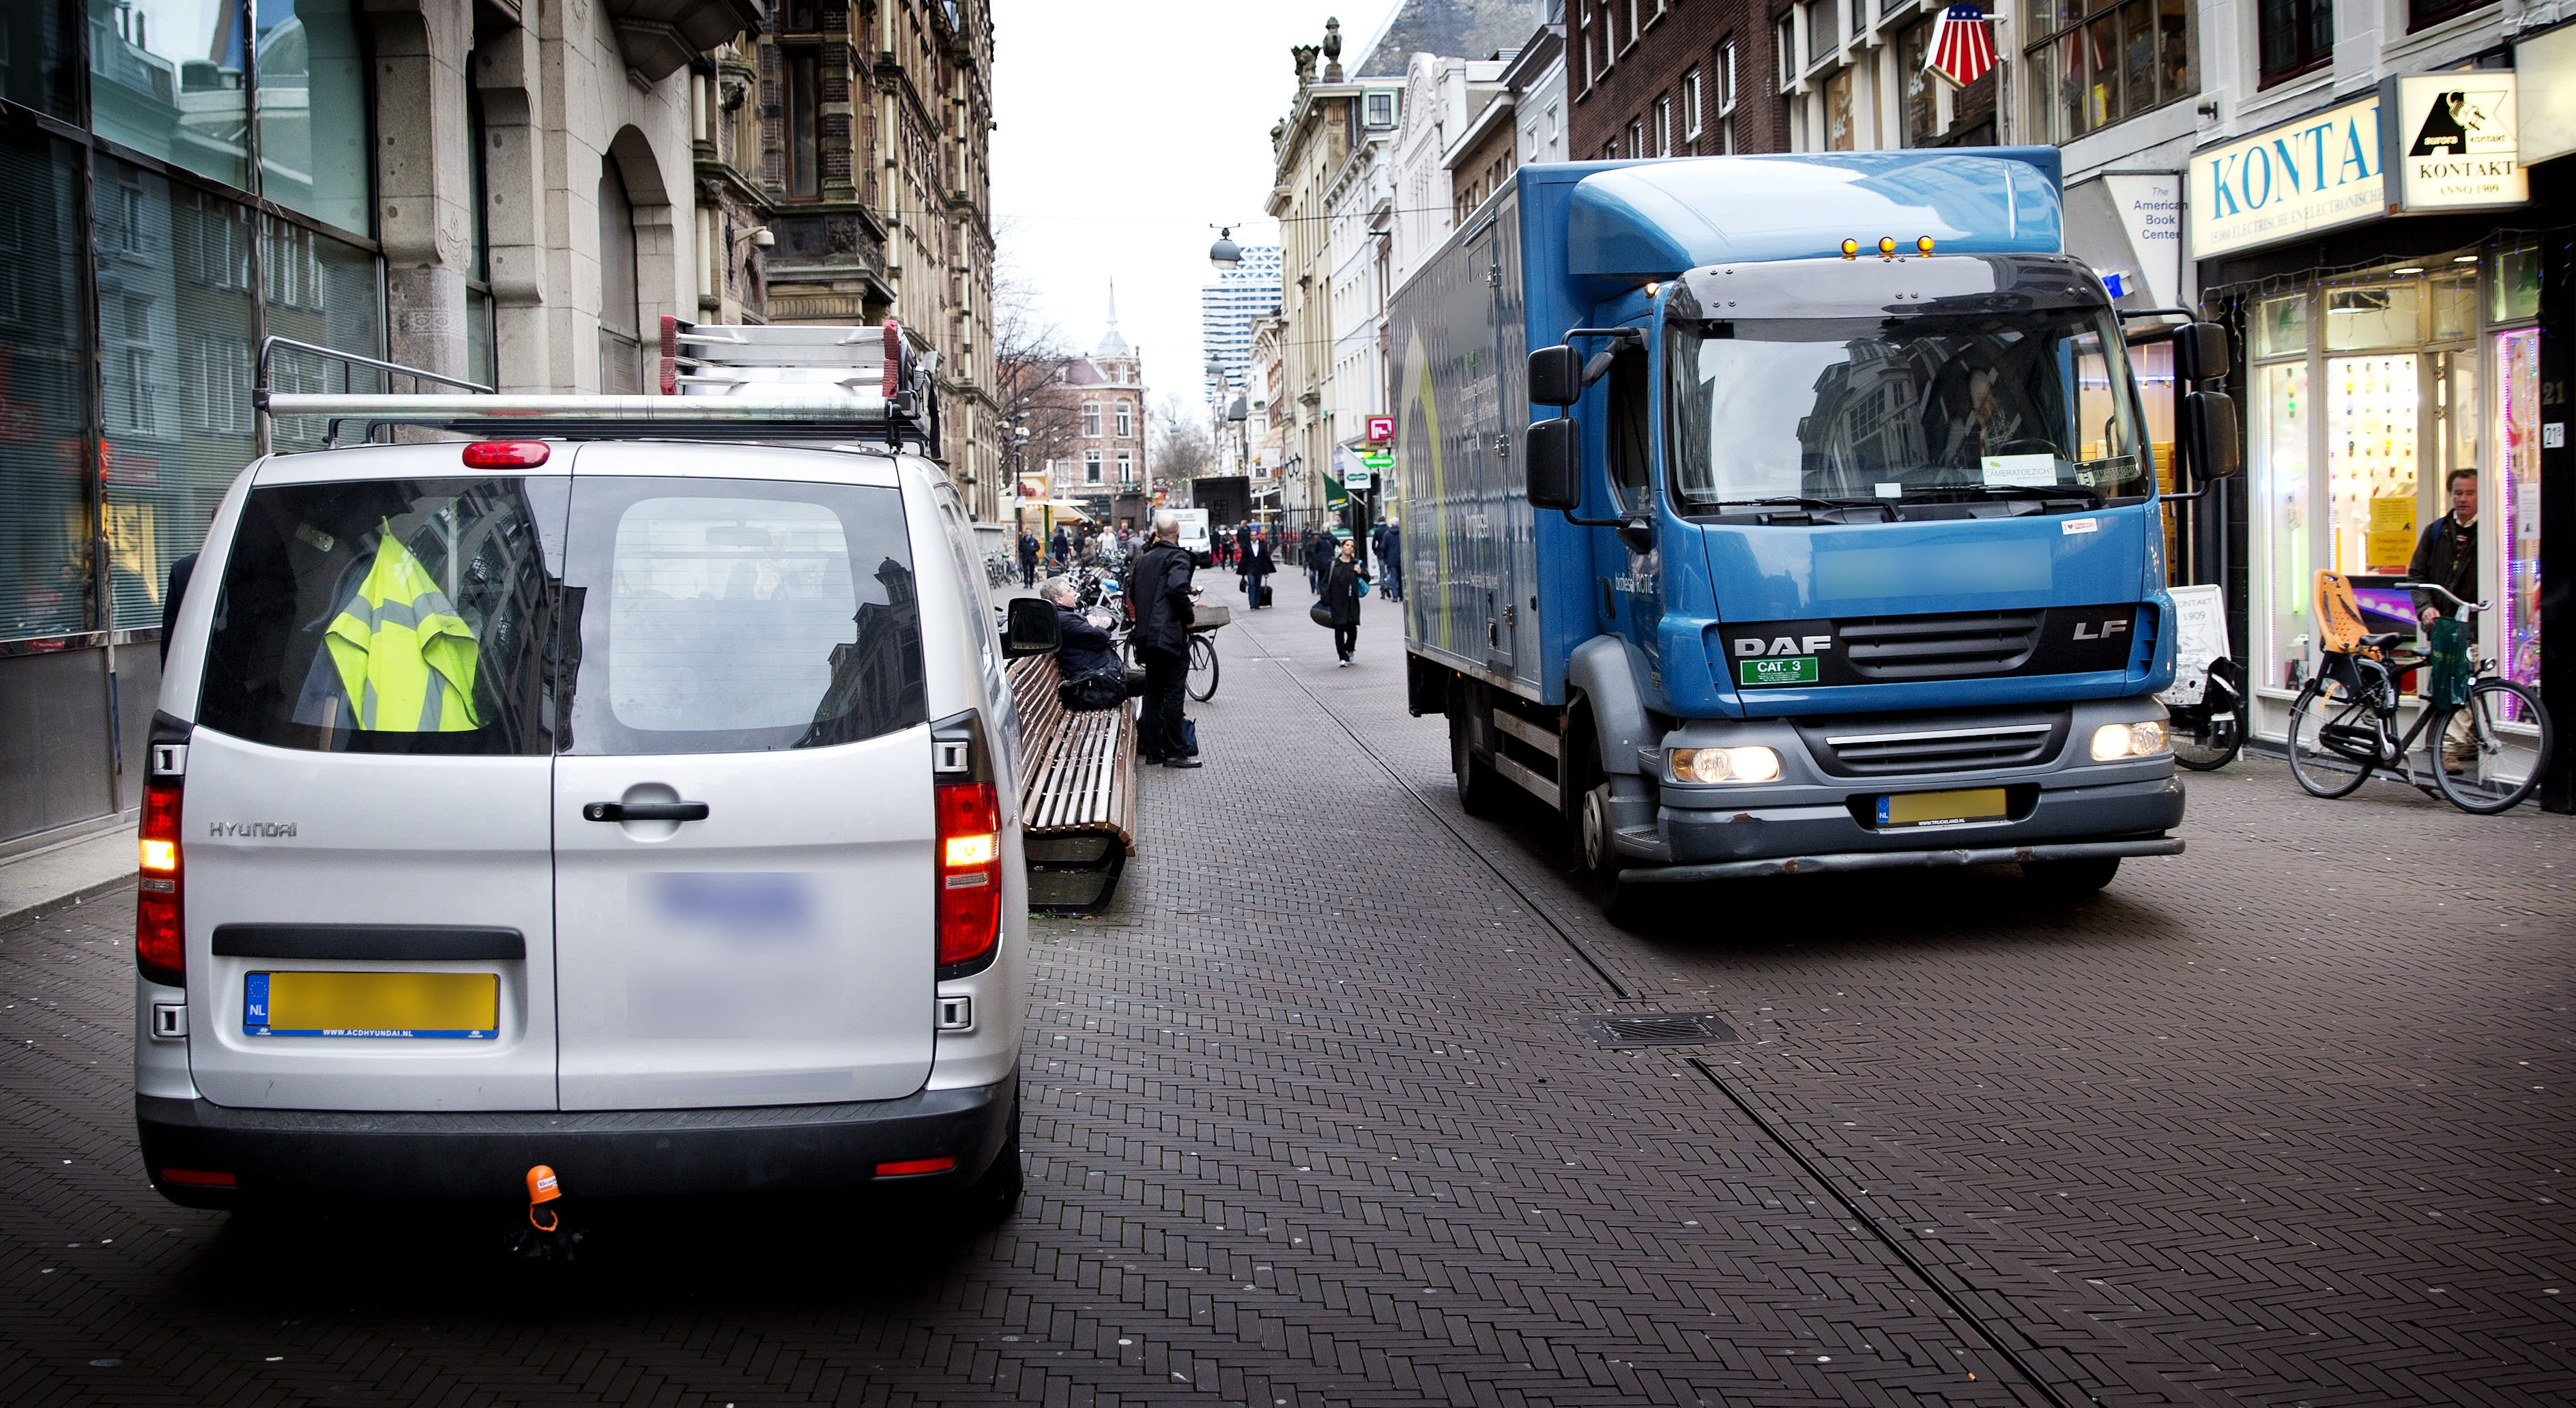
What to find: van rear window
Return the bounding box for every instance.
[558,478,924,754]
[197,478,568,755]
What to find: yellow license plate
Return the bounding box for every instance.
[1877,788,2008,828]
[245,972,499,1039]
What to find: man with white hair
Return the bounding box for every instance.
[1129,513,1200,767]
[1038,576,1120,681]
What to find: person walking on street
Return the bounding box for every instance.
[1130,513,1201,768]
[1322,538,1364,665]
[1243,534,1274,609]
[1307,532,1331,596]
[1016,530,1040,588]
[2408,468,2482,772]
[1050,525,1070,569]
[1378,521,1403,603]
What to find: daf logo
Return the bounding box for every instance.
[2071,618,2130,641]
[1735,635,1832,658]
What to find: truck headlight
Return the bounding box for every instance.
[1670,746,1782,783]
[2089,721,2169,761]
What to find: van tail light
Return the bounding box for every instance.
[136,779,185,988]
[934,781,1001,973]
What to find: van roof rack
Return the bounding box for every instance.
[255,317,940,450]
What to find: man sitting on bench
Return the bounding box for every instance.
[1039,576,1121,679]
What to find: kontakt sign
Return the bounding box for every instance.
[2381,72,2526,212]
[2189,98,2384,259]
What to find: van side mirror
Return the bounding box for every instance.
[2184,390,2240,480]
[1001,595,1060,658]
[1527,345,1583,407]
[2174,321,2229,384]
[1525,417,1581,510]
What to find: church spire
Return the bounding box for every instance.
[1092,276,1132,360]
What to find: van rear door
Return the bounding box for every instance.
[182,464,570,1111]
[549,454,936,1110]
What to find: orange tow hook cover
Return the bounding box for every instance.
[527,1164,562,1204]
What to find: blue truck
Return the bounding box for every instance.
[1389,149,2238,917]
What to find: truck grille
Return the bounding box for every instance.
[1840,609,2044,680]
[1797,707,2070,777]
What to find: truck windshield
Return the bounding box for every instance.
[1664,308,2152,511]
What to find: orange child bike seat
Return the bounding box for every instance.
[2313,571,2374,656]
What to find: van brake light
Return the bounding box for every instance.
[934,781,1001,972]
[136,779,185,988]
[462,440,550,468]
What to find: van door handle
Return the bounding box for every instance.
[583,801,710,822]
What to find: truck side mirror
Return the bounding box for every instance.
[2184,390,2240,480]
[2174,321,2229,384]
[1527,345,1583,407]
[1000,595,1060,657]
[1525,417,1581,510]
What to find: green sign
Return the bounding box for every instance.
[1360,450,1392,469]
[1739,656,1819,687]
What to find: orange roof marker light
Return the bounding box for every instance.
[1878,237,1898,259]
[1840,238,1861,260]
[1917,236,1937,255]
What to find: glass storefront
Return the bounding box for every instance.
[2242,244,2544,736]
[0,126,96,643]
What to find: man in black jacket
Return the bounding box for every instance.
[1039,577,1120,679]
[1129,513,1200,767]
[2407,468,2479,627]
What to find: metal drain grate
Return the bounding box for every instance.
[1572,1011,1737,1048]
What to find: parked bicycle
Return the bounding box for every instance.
[2285,578,2553,814]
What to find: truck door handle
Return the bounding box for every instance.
[583,801,710,823]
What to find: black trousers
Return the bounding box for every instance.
[1140,644,1188,758]
[1333,624,1357,659]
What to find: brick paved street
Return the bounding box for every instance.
[1,600,2570,1407]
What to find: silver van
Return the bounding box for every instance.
[133,326,1054,1217]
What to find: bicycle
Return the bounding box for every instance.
[2166,655,2245,771]
[2285,580,2553,814]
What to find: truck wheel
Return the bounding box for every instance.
[1450,704,1505,818]
[1565,717,1651,928]
[2021,857,2119,895]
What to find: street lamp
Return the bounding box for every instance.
[1209,227,1243,270]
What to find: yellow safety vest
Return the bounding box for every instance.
[323,530,481,731]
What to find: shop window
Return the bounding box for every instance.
[91,0,253,191]
[2494,330,2541,695]
[0,0,83,120]
[2429,270,2474,341]
[2324,354,2418,578]
[255,0,371,235]
[2322,283,2420,351]
[0,128,93,642]
[2259,362,2311,688]
[2028,0,2193,141]
[96,161,261,631]
[1825,68,1855,150]
[2257,0,2331,85]
[2491,243,2541,323]
[2255,294,2307,358]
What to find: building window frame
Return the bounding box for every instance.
[785,48,822,200]
[1777,16,1798,89]
[1084,450,1102,484]
[1682,67,1704,143]
[2255,0,2330,87]
[1082,401,1101,437]
[1114,401,1131,437]
[2025,0,2198,141]
[2407,0,2496,29]
[1653,96,1673,155]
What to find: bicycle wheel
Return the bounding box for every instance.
[1187,633,1219,702]
[2285,681,2376,799]
[2169,659,2246,772]
[2431,678,2551,814]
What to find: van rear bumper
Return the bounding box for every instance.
[136,1072,1015,1207]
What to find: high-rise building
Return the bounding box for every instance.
[1201,245,1282,403]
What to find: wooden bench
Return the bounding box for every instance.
[1007,653,1138,915]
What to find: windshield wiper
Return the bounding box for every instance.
[1701,495,1897,519]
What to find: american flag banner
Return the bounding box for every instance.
[1925,2,1998,89]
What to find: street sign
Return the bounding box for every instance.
[1365,415,1393,442]
[1359,450,1392,469]
[1344,470,1374,489]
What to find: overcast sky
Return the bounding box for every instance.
[989,0,1398,432]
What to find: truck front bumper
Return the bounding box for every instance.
[1655,770,2184,870]
[136,1070,1016,1207]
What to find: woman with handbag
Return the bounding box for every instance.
[1320,538,1366,666]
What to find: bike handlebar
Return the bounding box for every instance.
[2392,581,2490,613]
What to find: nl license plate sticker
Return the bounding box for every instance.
[1876,788,2009,829]
[244,971,500,1039]
[1739,656,1819,687]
